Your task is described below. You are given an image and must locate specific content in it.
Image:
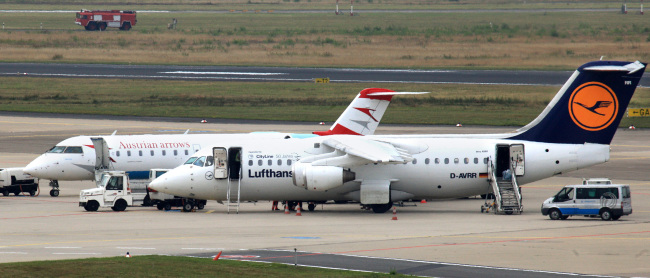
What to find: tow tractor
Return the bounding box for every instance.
[80,171,132,211]
[1,168,39,196]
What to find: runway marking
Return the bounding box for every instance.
[182,248,224,250]
[160,71,286,76]
[205,210,215,213]
[116,247,156,250]
[52,252,101,255]
[44,247,81,249]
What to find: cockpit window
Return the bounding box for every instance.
[64,146,83,154]
[193,156,206,167]
[184,157,198,165]
[48,146,67,153]
[205,156,214,167]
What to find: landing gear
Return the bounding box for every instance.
[182,200,195,212]
[49,180,60,197]
[370,203,393,213]
[308,203,316,212]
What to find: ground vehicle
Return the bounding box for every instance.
[0,168,39,196]
[541,179,632,221]
[148,169,207,212]
[80,171,133,211]
[75,10,136,31]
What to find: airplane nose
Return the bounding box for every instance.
[23,157,46,177]
[148,167,192,197]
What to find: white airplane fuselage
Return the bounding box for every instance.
[150,135,609,202]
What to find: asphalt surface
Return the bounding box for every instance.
[0,62,583,86]
[0,114,649,277]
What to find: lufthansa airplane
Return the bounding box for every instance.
[24,88,425,196]
[148,61,646,213]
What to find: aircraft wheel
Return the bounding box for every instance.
[548,209,562,220]
[112,199,127,212]
[49,189,60,197]
[600,209,612,221]
[308,203,316,212]
[142,195,152,206]
[370,203,393,213]
[197,201,205,210]
[182,202,194,212]
[85,201,99,212]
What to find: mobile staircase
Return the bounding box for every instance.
[485,160,523,215]
[226,168,241,214]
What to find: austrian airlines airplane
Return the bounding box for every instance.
[24,88,424,196]
[148,61,646,213]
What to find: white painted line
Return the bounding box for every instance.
[160,71,286,75]
[0,252,28,254]
[45,247,81,249]
[116,247,156,250]
[181,248,225,251]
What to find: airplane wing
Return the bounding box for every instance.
[307,136,414,167]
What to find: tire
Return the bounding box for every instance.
[164,202,172,211]
[2,190,9,196]
[611,215,621,221]
[156,202,164,210]
[505,210,514,215]
[370,203,393,214]
[50,189,59,197]
[548,209,562,220]
[600,209,612,221]
[29,190,36,196]
[182,202,194,212]
[112,199,127,212]
[87,22,97,31]
[197,202,205,210]
[98,22,107,31]
[560,215,569,220]
[14,191,21,196]
[85,200,99,212]
[308,203,316,212]
[121,22,131,31]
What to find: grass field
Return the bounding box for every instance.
[0,255,412,277]
[0,10,648,69]
[1,76,649,127]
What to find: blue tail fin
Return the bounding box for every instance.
[509,61,646,145]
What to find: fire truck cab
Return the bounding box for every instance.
[75,9,136,31]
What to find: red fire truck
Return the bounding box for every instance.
[75,10,137,31]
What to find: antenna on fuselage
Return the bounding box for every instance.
[111,130,117,136]
[184,129,190,134]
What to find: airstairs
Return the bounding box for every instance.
[486,160,523,214]
[226,168,241,214]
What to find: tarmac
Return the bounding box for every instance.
[0,114,649,277]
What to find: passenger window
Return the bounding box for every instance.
[555,187,574,202]
[464,158,469,164]
[474,158,479,164]
[258,160,262,166]
[484,157,489,164]
[248,160,253,166]
[444,158,449,164]
[268,159,272,166]
[162,150,167,156]
[150,150,154,156]
[412,159,417,164]
[116,151,120,157]
[435,158,440,164]
[139,150,143,156]
[64,146,83,153]
[287,159,292,166]
[185,150,189,155]
[454,158,459,164]
[174,150,178,156]
[278,159,282,166]
[425,158,430,165]
[127,150,131,157]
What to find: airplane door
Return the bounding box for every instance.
[91,137,112,172]
[228,147,242,181]
[510,144,525,176]
[213,147,228,179]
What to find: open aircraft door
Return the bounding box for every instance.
[213,147,228,179]
[91,137,114,185]
[495,144,525,178]
[510,144,525,176]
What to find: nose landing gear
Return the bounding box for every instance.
[49,180,60,197]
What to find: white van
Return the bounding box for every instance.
[541,180,632,221]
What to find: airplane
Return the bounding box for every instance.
[148,60,646,214]
[23,88,425,197]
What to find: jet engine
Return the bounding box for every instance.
[292,162,355,191]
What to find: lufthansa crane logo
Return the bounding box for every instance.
[568,82,618,131]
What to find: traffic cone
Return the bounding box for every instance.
[272,201,278,211]
[391,206,397,220]
[284,203,290,214]
[296,205,302,216]
[125,252,131,258]
[420,199,427,204]
[213,251,222,261]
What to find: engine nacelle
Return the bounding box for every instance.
[292,162,355,191]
